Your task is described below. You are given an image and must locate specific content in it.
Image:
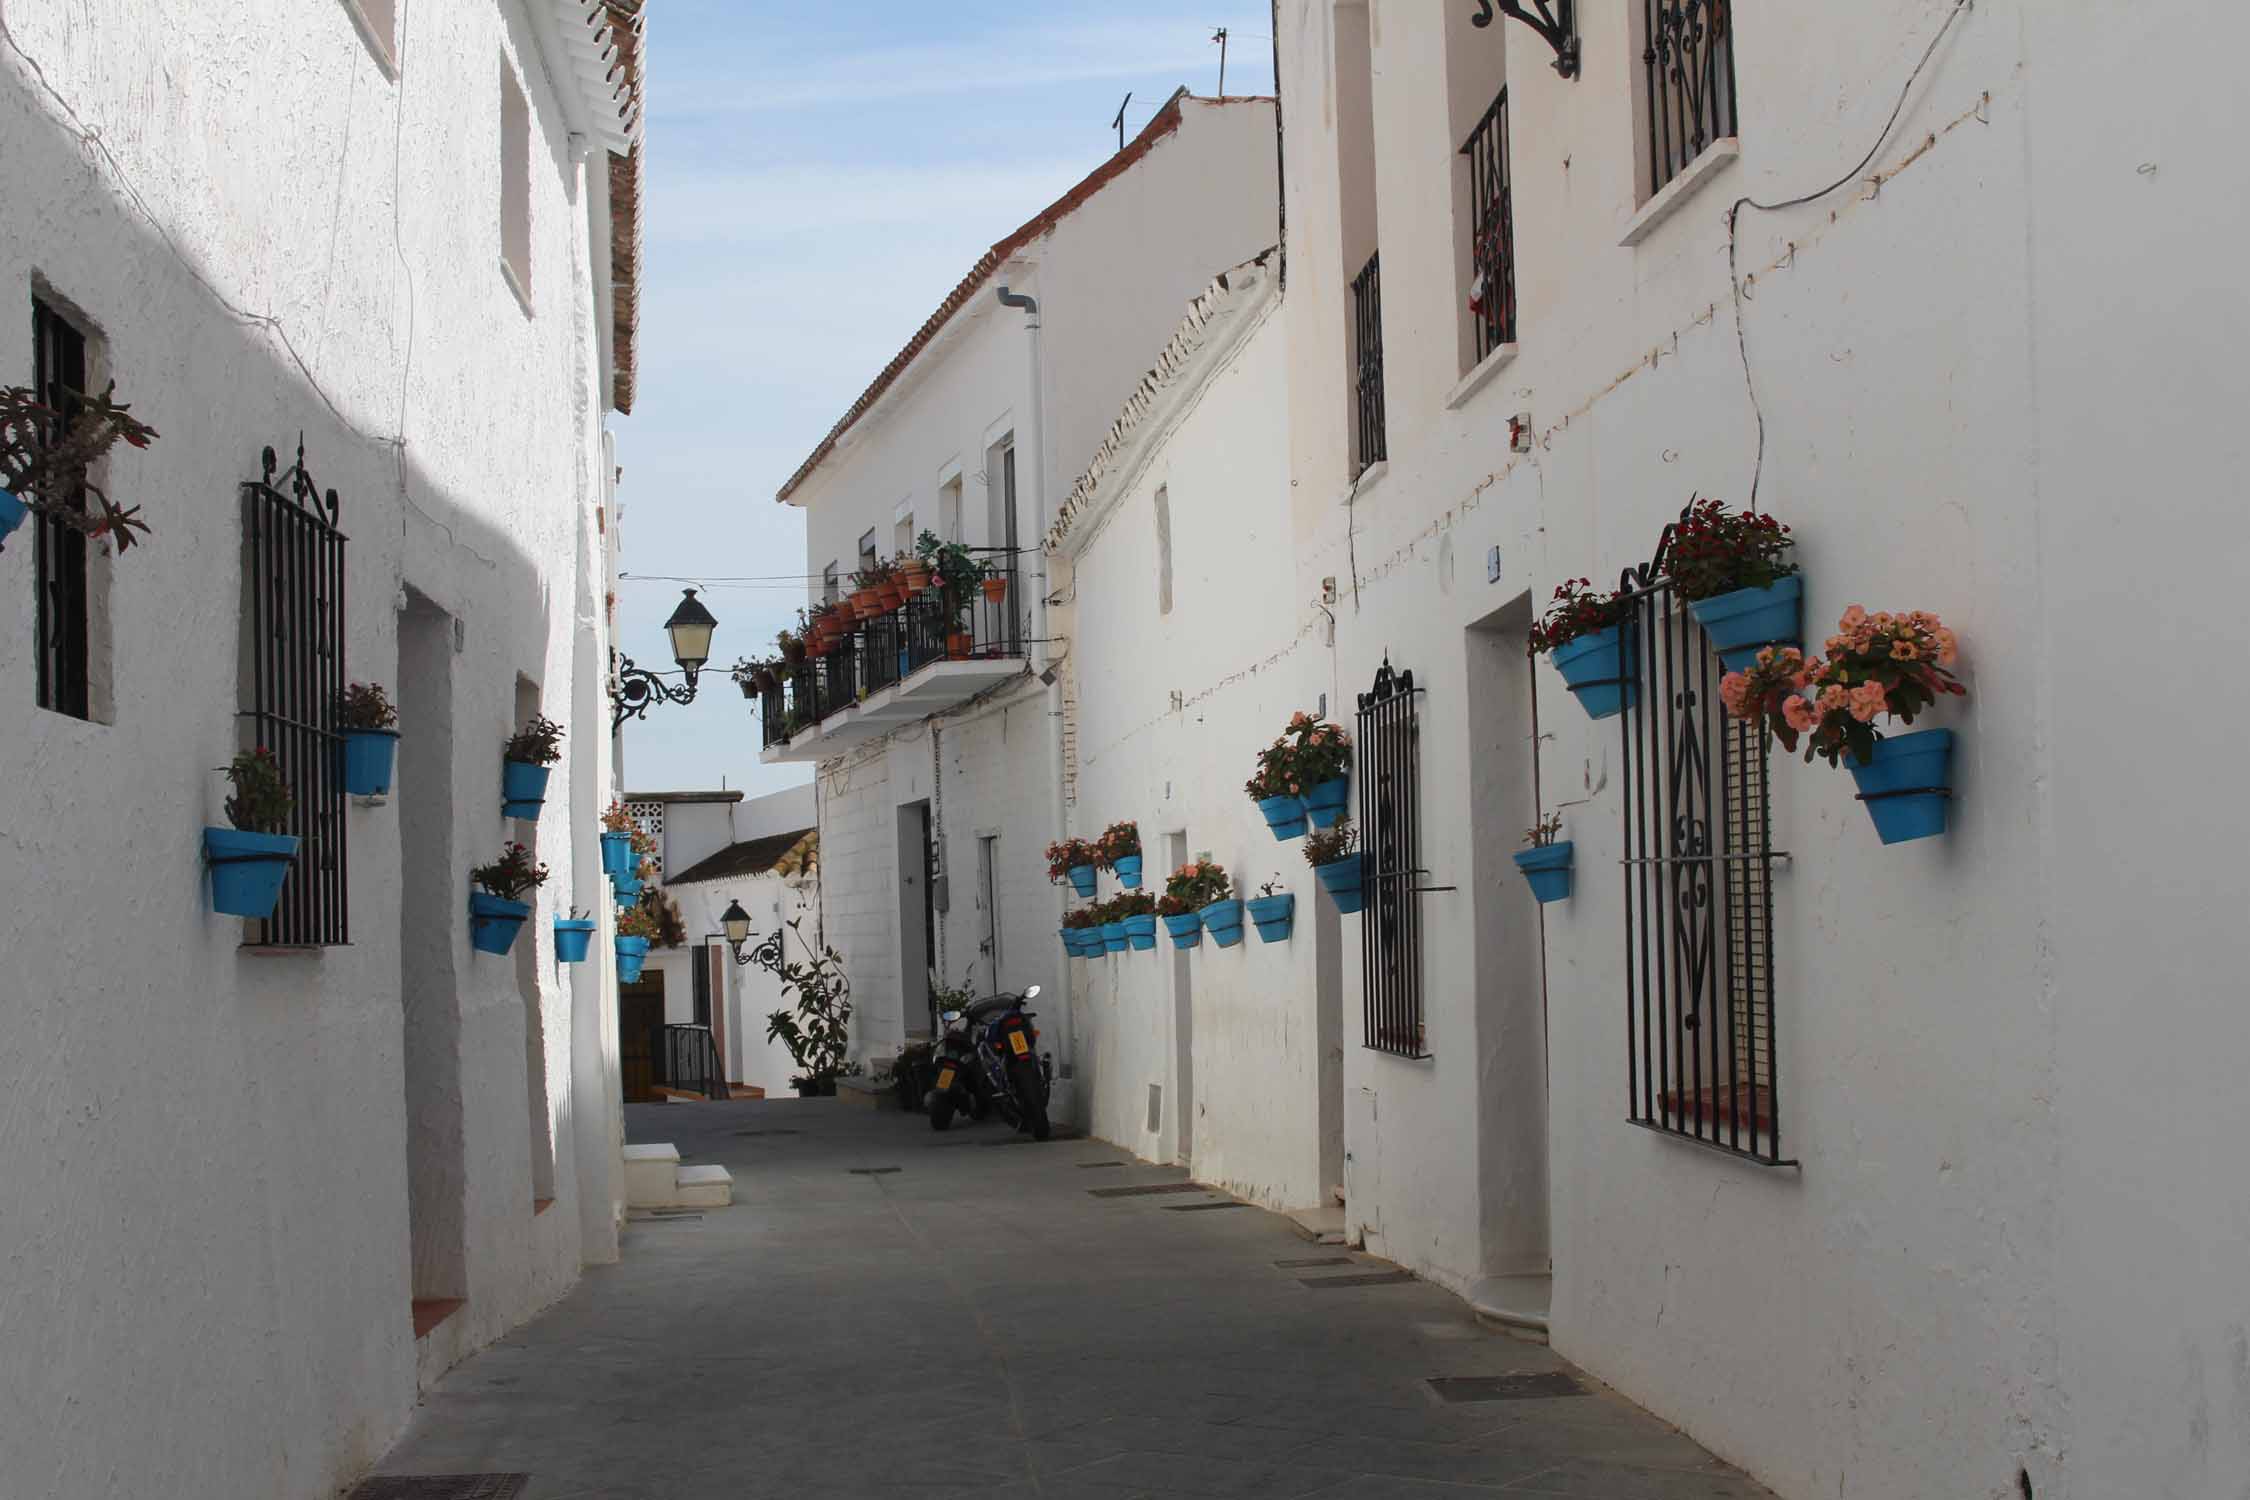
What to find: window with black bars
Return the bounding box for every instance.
[32,298,91,720]
[1349,251,1386,478]
[1617,547,1787,1166]
[241,443,350,946]
[1642,0,1739,198]
[1356,658,1428,1059]
[1462,85,1517,362]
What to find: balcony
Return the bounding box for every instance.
[760,564,1029,764]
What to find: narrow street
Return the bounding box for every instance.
[370,1101,1771,1499]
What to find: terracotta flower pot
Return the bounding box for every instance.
[900,562,931,593]
[946,631,972,660]
[981,575,1009,604]
[879,582,905,610]
[852,587,881,619]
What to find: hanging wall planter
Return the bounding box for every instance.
[1102,921,1129,955]
[1314,853,1366,916]
[0,488,26,545]
[1068,865,1098,898]
[340,729,400,797]
[1113,854,1143,889]
[1850,728,1956,845]
[600,830,634,877]
[1548,625,1637,721]
[1302,779,1351,830]
[469,892,532,955]
[1246,892,1296,943]
[1688,574,1804,671]
[555,917,597,963]
[205,828,300,919]
[501,714,564,819]
[1162,911,1203,949]
[615,935,651,983]
[613,869,644,903]
[1512,841,1575,904]
[1198,898,1245,949]
[1124,912,1158,950]
[1258,795,1307,840]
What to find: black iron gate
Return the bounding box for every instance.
[1617,520,1787,1165]
[1356,659,1428,1059]
[241,441,349,947]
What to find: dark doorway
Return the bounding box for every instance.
[619,976,665,1103]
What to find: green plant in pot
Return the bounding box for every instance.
[1512,811,1573,904]
[205,746,300,918]
[916,529,989,656]
[337,681,401,797]
[756,917,854,1096]
[469,841,548,956]
[1670,496,1802,671]
[0,380,161,554]
[502,712,564,819]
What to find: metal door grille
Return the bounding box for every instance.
[1356,659,1427,1058]
[1617,523,1787,1165]
[1461,86,1517,361]
[1642,0,1739,197]
[1350,251,1387,477]
[242,441,349,946]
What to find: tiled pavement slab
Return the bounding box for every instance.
[369,1100,1776,1499]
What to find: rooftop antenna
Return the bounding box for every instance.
[1212,27,1229,95]
[1111,90,1131,150]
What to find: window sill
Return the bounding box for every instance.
[1620,137,1740,248]
[1445,342,1518,412]
[501,257,534,318]
[1343,459,1389,507]
[240,944,329,958]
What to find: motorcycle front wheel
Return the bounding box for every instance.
[928,1093,955,1132]
[1007,1055,1051,1141]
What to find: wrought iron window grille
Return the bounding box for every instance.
[1461,86,1518,363]
[240,440,350,947]
[1642,0,1739,197]
[1615,511,1791,1166]
[1350,252,1387,479]
[1356,658,1434,1059]
[32,298,92,720]
[1472,0,1581,80]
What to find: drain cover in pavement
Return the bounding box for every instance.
[1165,1201,1250,1212]
[733,1128,801,1137]
[1087,1182,1205,1198]
[1300,1270,1418,1289]
[349,1479,530,1500]
[1275,1257,1354,1268]
[1427,1372,1586,1402]
[848,1167,902,1175]
[1076,1161,1127,1170]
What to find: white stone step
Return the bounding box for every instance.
[623,1143,681,1209]
[673,1164,733,1208]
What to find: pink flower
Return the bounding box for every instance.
[1848,681,1889,723]
[1934,629,1959,667]
[1782,697,1818,734]
[1719,672,1750,717]
[1838,605,1868,631]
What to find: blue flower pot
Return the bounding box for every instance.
[1199,898,1245,948]
[1548,624,1637,721]
[0,488,26,548]
[1512,841,1574,904]
[1067,864,1097,898]
[615,935,651,983]
[600,830,635,877]
[501,759,551,820]
[1113,853,1143,889]
[1162,911,1203,949]
[469,892,531,955]
[612,871,644,903]
[1314,853,1366,916]
[1688,575,1803,672]
[1124,913,1158,950]
[1246,892,1295,943]
[555,918,596,963]
[204,827,300,918]
[340,728,400,796]
[1849,728,1956,845]
[1302,779,1351,829]
[1258,795,1307,840]
[1102,921,1129,955]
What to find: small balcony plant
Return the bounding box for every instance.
[205,746,299,918]
[1512,812,1572,904]
[501,713,564,819]
[337,681,400,797]
[1045,836,1102,898]
[1669,497,1802,669]
[1721,608,1967,844]
[730,656,781,699]
[916,530,989,654]
[0,380,161,554]
[896,547,933,595]
[469,841,548,956]
[1246,875,1295,944]
[1304,821,1365,915]
[1531,578,1637,720]
[1287,713,1353,828]
[850,555,896,617]
[778,620,808,668]
[1097,821,1143,888]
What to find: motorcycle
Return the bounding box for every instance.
[925,984,1053,1139]
[924,1006,992,1132]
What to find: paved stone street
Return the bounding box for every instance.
[370,1100,1773,1499]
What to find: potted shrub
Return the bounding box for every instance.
[754,918,854,1096]
[1099,821,1143,888]
[469,841,547,956]
[1246,877,1296,943]
[1512,812,1573,904]
[1045,836,1101,899]
[1671,497,1802,670]
[501,712,564,819]
[1187,859,1243,948]
[1290,714,1354,828]
[1722,608,1967,844]
[1115,889,1159,950]
[1531,579,1637,721]
[1157,891,1202,949]
[1306,822,1365,915]
[615,900,658,982]
[337,681,400,797]
[1245,738,1306,839]
[204,746,299,918]
[917,531,986,655]
[554,906,596,963]
[0,380,160,554]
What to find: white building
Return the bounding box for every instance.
[1046,3,2250,1498]
[759,91,1280,1090]
[0,4,646,1497]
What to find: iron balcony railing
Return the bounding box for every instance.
[1461,86,1517,362]
[1643,0,1739,197]
[759,555,1029,750]
[659,1024,729,1100]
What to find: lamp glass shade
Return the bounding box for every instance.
[664,589,720,672]
[720,899,754,949]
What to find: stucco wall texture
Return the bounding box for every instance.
[0,6,624,1499]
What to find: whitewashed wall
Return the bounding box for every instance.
[0,5,624,1498]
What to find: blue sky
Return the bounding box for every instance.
[610,2,1277,798]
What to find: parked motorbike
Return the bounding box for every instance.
[924,1006,992,1132]
[971,984,1053,1141]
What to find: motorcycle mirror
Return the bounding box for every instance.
[1022,984,1041,1001]
[940,1009,961,1025]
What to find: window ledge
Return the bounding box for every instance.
[240,944,329,958]
[501,257,534,318]
[1620,138,1741,249]
[1445,342,1519,412]
[1343,459,1389,507]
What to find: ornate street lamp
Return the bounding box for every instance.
[718,898,780,968]
[612,588,720,729]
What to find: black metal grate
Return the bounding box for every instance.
[1087,1182,1204,1198]
[1350,250,1387,477]
[1301,1270,1417,1289]
[1642,0,1739,197]
[660,1024,727,1099]
[31,298,91,720]
[1428,1372,1586,1403]
[1461,86,1517,361]
[241,441,349,947]
[348,1479,529,1500]
[1357,659,1428,1058]
[1617,516,1788,1166]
